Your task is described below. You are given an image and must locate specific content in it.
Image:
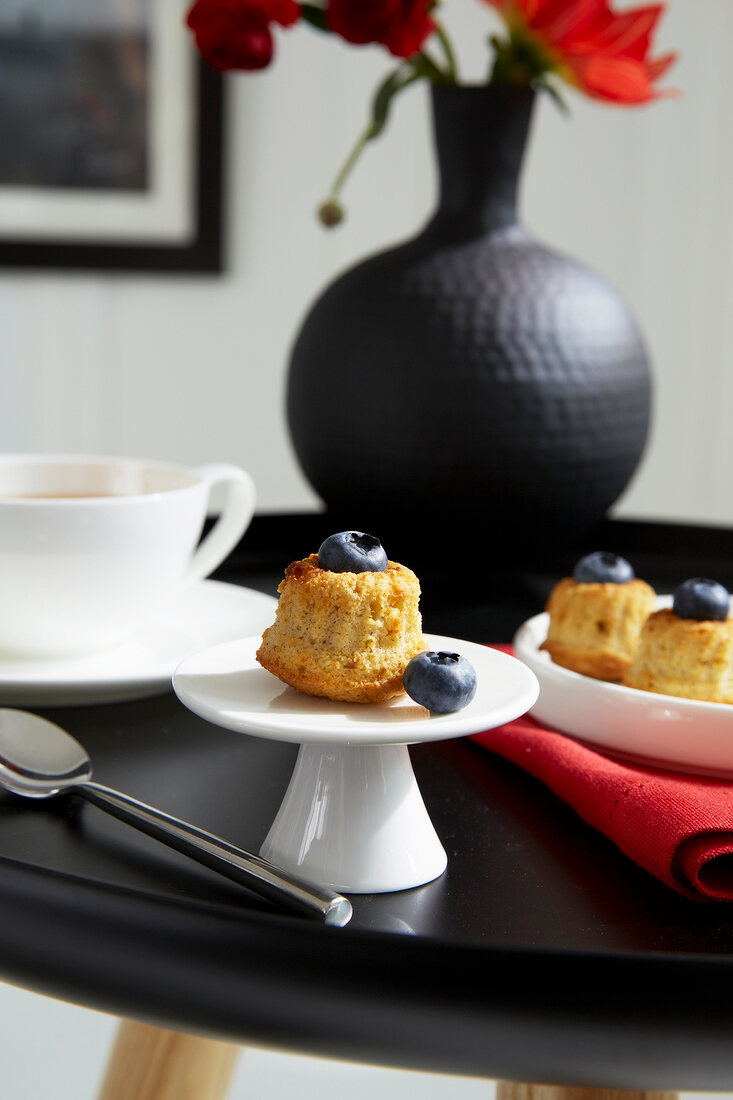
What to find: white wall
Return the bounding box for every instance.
[0,1,728,527]
[0,8,729,1093]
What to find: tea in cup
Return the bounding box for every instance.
[0,454,256,657]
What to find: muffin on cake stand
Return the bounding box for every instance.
[173,634,538,894]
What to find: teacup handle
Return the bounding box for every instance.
[183,464,256,584]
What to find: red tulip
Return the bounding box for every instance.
[327,0,436,60]
[485,0,677,103]
[186,0,300,71]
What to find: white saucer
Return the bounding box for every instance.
[0,581,277,707]
[173,635,538,893]
[513,600,733,778]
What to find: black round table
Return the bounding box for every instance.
[2,514,733,1097]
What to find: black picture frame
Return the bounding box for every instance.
[0,23,224,276]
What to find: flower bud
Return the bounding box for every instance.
[318,200,344,228]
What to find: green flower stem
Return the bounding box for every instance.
[316,21,457,226]
[488,33,531,85]
[299,3,329,32]
[326,120,377,205]
[319,63,423,223]
[414,50,451,83]
[488,32,569,111]
[433,20,458,82]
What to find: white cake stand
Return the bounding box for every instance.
[173,634,538,894]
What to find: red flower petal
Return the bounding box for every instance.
[327,0,435,59]
[645,50,678,80]
[482,0,676,103]
[563,5,664,58]
[268,0,300,28]
[532,0,610,44]
[567,52,667,102]
[186,0,299,71]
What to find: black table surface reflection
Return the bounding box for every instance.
[2,513,733,1090]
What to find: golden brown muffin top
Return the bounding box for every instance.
[643,606,732,634]
[546,575,655,610]
[280,553,417,590]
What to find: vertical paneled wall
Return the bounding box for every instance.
[0,2,728,527]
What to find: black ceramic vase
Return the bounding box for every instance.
[287,83,651,548]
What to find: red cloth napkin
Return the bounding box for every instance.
[470,645,733,901]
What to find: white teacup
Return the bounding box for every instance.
[0,454,256,658]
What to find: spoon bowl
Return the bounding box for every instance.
[0,708,91,796]
[0,707,352,926]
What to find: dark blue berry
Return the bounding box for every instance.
[318,531,388,573]
[403,651,477,714]
[673,578,730,621]
[573,551,634,585]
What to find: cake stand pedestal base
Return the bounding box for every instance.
[260,742,447,894]
[173,633,539,898]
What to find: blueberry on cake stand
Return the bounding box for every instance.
[173,634,538,894]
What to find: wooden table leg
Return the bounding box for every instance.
[498,1085,679,1100]
[96,1019,239,1100]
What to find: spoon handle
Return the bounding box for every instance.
[77,780,352,926]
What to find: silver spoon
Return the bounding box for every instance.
[0,708,352,927]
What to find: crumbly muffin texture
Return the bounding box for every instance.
[623,608,733,703]
[256,554,424,703]
[541,576,656,682]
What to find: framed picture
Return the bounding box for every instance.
[0,0,224,272]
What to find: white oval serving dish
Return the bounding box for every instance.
[513,600,733,778]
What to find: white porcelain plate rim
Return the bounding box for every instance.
[513,598,733,778]
[0,581,277,706]
[173,634,540,746]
